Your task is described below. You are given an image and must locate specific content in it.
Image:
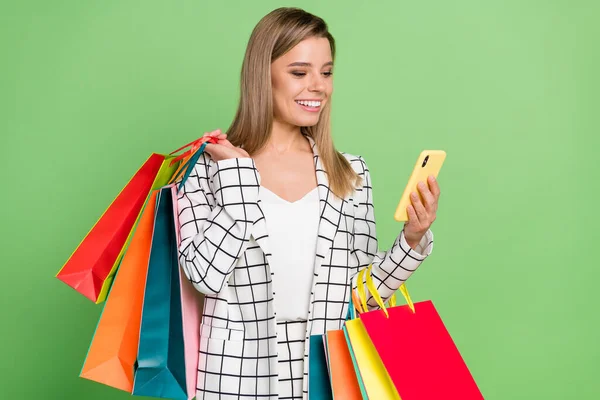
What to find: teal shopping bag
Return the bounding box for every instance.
[309,334,334,400]
[132,186,187,399]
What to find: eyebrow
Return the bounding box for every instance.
[287,61,334,67]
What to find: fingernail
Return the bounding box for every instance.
[418,182,425,189]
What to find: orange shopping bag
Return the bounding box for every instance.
[325,328,363,400]
[79,189,160,392]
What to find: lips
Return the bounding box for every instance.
[296,101,321,112]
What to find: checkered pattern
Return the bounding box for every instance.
[177,134,434,399]
[276,320,307,400]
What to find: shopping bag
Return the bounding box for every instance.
[57,135,217,304]
[325,328,363,400]
[132,151,208,399]
[79,159,204,395]
[56,154,170,303]
[131,186,189,399]
[171,184,204,400]
[314,276,395,400]
[308,334,333,400]
[344,270,401,400]
[79,189,160,391]
[358,266,484,399]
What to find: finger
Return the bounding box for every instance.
[410,191,428,223]
[218,141,247,158]
[217,139,236,148]
[203,129,221,138]
[417,181,436,213]
[204,143,228,161]
[406,204,419,225]
[428,175,441,200]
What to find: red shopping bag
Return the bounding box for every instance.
[357,265,484,400]
[56,135,217,303]
[56,154,169,303]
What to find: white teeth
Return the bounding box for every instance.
[296,100,321,107]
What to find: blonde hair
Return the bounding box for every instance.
[225,7,361,198]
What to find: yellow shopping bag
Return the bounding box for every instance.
[343,267,413,400]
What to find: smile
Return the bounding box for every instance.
[295,100,322,112]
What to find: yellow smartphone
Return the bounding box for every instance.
[394,150,446,222]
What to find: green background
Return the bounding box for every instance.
[1,1,598,398]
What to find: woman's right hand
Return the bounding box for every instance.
[202,129,250,162]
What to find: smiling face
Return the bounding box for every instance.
[271,36,334,129]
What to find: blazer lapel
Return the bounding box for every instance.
[251,201,272,264]
[305,135,345,276]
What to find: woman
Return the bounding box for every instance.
[177,7,439,400]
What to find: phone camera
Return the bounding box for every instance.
[422,155,429,167]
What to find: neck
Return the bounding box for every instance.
[267,119,305,153]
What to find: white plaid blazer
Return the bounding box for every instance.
[177,134,434,400]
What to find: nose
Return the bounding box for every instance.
[308,72,326,93]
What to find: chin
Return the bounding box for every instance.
[292,115,321,127]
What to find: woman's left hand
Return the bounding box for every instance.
[403,175,440,250]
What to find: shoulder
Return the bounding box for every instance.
[340,151,369,176]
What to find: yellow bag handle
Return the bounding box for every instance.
[357,267,388,316]
[398,283,415,313]
[356,265,416,316]
[388,292,397,308]
[356,267,370,314]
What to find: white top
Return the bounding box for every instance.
[258,186,320,321]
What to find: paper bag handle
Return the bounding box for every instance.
[355,265,415,317]
[167,136,219,189]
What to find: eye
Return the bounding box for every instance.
[290,70,333,78]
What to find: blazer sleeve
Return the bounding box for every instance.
[176,154,261,295]
[351,155,434,309]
